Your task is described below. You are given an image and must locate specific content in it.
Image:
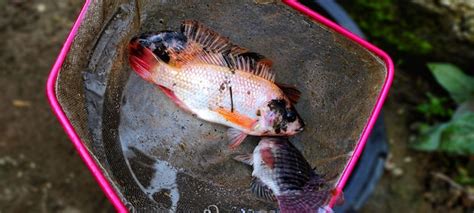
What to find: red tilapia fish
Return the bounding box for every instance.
[234,137,334,213]
[128,20,305,148]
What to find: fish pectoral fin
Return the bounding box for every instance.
[227,128,248,149]
[233,154,253,165]
[217,109,256,149]
[251,178,276,201]
[215,108,256,129]
[276,83,301,104]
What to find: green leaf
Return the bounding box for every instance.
[455,167,474,186]
[412,124,447,151]
[413,113,474,155]
[453,99,474,120]
[427,63,474,104]
[416,93,452,119]
[438,113,474,155]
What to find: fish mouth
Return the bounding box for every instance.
[297,118,305,132]
[295,126,304,132]
[129,34,156,52]
[128,37,144,54]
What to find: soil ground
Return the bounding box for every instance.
[362,70,472,212]
[0,1,113,212]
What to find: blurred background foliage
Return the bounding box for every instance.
[340,0,474,211]
[342,0,433,55]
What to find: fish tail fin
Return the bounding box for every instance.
[128,37,160,82]
[277,175,332,213]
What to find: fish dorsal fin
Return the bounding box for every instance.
[194,52,229,67]
[180,20,275,80]
[226,54,275,81]
[230,46,249,56]
[182,20,274,65]
[236,52,273,67]
[189,52,275,82]
[275,83,301,104]
[251,178,276,201]
[182,20,247,55]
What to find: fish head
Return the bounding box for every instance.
[257,99,305,136]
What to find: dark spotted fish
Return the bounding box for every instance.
[128,20,304,148]
[235,137,334,213]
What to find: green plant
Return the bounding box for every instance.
[456,167,474,186]
[341,0,433,55]
[428,63,474,104]
[412,63,474,156]
[416,93,452,121]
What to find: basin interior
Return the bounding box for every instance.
[56,0,387,211]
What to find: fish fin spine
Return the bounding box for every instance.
[180,20,275,81]
[226,54,275,81]
[227,128,248,149]
[181,20,247,55]
[251,178,277,201]
[175,49,275,83]
[236,52,273,67]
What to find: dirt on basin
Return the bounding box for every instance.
[0,1,113,212]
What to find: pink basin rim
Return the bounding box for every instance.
[46,0,394,212]
[45,0,128,212]
[283,0,394,207]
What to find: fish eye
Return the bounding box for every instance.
[285,111,297,122]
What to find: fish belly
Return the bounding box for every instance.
[157,64,275,130]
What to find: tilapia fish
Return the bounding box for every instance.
[234,137,333,213]
[128,20,305,148]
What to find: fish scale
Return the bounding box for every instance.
[273,143,312,192]
[154,63,280,122]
